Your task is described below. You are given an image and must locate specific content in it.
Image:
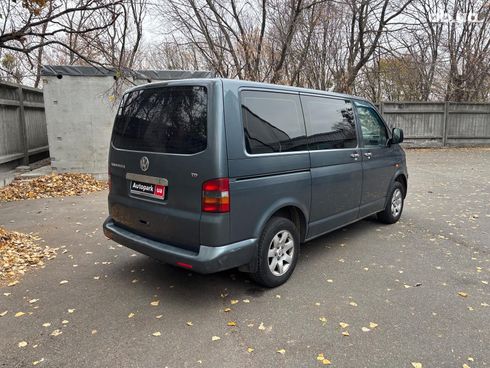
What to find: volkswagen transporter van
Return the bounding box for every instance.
[103,79,408,287]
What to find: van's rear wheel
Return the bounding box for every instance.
[377,181,405,224]
[251,217,299,288]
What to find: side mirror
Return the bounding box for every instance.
[391,128,404,145]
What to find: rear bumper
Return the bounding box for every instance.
[103,217,257,274]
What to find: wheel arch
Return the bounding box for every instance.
[239,201,308,273]
[393,172,408,198]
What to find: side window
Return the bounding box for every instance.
[301,96,357,150]
[355,102,388,147]
[241,91,307,154]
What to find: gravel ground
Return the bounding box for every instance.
[0,148,489,368]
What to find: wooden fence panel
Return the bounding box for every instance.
[0,81,48,165]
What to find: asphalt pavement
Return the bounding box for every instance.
[0,148,489,368]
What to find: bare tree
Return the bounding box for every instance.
[444,0,490,101]
[0,0,122,62]
[331,0,414,93]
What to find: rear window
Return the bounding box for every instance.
[112,86,207,154]
[241,91,307,154]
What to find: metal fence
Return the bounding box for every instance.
[379,102,490,147]
[0,81,48,165]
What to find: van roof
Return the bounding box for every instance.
[125,78,369,102]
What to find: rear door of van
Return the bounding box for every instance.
[107,80,228,253]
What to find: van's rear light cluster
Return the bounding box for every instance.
[202,178,230,213]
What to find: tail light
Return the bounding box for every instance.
[202,178,230,213]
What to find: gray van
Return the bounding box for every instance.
[103,79,408,287]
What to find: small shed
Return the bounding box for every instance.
[41,66,213,178]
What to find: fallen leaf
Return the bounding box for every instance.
[91,330,97,335]
[156,315,163,319]
[275,294,281,299]
[230,299,239,305]
[0,173,106,202]
[67,309,75,314]
[319,317,327,323]
[42,323,51,327]
[150,300,160,306]
[50,329,62,337]
[128,313,135,318]
[463,364,471,368]
[276,349,286,355]
[152,331,161,337]
[458,292,468,298]
[28,299,39,304]
[32,358,45,365]
[186,321,193,326]
[411,363,422,368]
[15,311,25,317]
[339,322,349,328]
[0,311,7,317]
[342,331,350,336]
[247,347,254,353]
[8,280,19,287]
[59,280,68,285]
[227,321,237,326]
[243,299,250,303]
[62,320,69,324]
[369,322,378,329]
[211,336,220,341]
[322,359,332,365]
[224,308,231,312]
[361,327,371,332]
[258,322,266,330]
[327,279,333,283]
[349,301,358,307]
[18,341,28,348]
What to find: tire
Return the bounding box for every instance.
[250,217,300,288]
[377,181,405,224]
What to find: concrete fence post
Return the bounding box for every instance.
[16,86,29,165]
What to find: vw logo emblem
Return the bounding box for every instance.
[140,156,149,172]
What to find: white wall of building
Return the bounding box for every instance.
[43,75,132,178]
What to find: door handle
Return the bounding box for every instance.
[364,152,372,159]
[350,152,360,160]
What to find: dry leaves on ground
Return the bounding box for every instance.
[0,227,56,285]
[0,173,107,202]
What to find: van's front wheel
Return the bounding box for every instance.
[251,217,299,288]
[377,181,405,224]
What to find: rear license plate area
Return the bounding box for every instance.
[130,180,166,200]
